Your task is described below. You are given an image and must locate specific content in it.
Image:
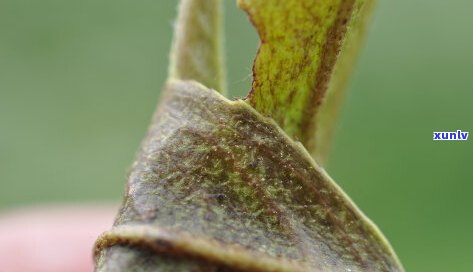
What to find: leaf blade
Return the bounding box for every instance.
[95,80,404,272]
[240,0,375,163]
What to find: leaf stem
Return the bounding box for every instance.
[168,0,227,94]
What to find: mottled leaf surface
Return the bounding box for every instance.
[95,80,402,272]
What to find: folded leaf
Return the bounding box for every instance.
[95,80,403,271]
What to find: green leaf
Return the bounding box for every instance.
[168,0,226,94]
[240,0,375,164]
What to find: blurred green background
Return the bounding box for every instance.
[1,0,472,271]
